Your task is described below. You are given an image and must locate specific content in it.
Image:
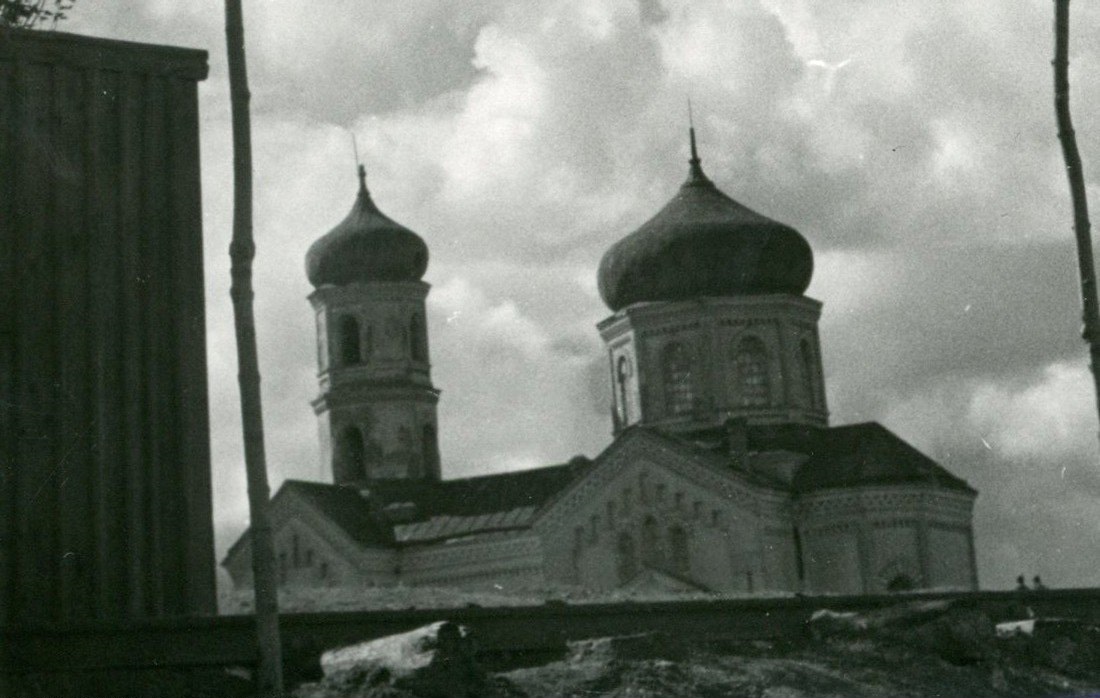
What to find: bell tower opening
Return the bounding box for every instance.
[338,315,361,366]
[336,426,366,482]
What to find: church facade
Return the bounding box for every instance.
[224,133,979,596]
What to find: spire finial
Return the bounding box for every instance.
[686,98,707,183]
[688,98,699,163]
[350,131,368,194]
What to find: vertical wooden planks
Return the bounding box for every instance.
[0,56,16,628]
[167,75,216,615]
[2,30,214,625]
[54,63,92,620]
[89,68,128,620]
[118,69,147,619]
[140,73,167,616]
[15,60,61,622]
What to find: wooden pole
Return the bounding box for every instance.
[224,0,284,695]
[1053,0,1100,452]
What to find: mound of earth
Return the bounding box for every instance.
[294,601,1100,698]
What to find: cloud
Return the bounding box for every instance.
[66,0,1100,586]
[969,362,1097,462]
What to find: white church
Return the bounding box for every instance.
[224,129,979,596]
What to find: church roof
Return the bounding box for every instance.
[305,165,429,288]
[366,458,591,519]
[789,422,975,494]
[282,480,395,547]
[596,129,813,311]
[253,458,594,551]
[231,423,969,560]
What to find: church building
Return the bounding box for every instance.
[223,130,979,596]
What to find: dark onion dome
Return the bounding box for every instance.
[306,165,428,288]
[597,129,813,311]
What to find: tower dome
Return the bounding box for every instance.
[306,165,429,288]
[597,130,813,311]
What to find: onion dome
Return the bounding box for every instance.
[306,165,428,288]
[597,129,813,311]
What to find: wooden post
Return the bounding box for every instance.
[224,0,284,695]
[1053,0,1100,453]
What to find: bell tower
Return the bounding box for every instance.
[305,165,441,483]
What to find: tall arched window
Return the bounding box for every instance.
[422,424,439,477]
[662,342,693,416]
[734,337,771,407]
[642,515,662,566]
[800,338,817,408]
[668,526,690,576]
[616,355,631,425]
[616,532,637,584]
[336,426,366,482]
[410,314,426,361]
[338,316,361,366]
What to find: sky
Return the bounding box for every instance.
[66,0,1100,590]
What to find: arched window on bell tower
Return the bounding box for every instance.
[410,313,426,361]
[335,425,366,482]
[800,338,817,409]
[421,424,439,477]
[338,316,361,366]
[662,342,693,416]
[734,337,770,408]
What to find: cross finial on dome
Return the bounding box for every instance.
[357,163,368,195]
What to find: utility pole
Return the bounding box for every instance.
[1054,0,1100,451]
[224,0,284,694]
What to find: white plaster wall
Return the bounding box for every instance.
[763,532,798,591]
[797,486,978,594]
[600,296,827,433]
[538,446,798,593]
[870,523,921,591]
[400,533,545,591]
[803,529,861,594]
[927,526,974,589]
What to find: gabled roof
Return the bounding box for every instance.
[225,459,595,557]
[283,480,395,546]
[366,459,591,518]
[790,422,975,494]
[372,459,592,544]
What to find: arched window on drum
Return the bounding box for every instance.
[615,355,632,425]
[733,337,771,408]
[661,342,694,416]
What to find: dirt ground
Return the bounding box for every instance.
[293,603,1100,698]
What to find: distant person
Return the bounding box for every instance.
[1016,574,1028,591]
[1033,575,1047,591]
